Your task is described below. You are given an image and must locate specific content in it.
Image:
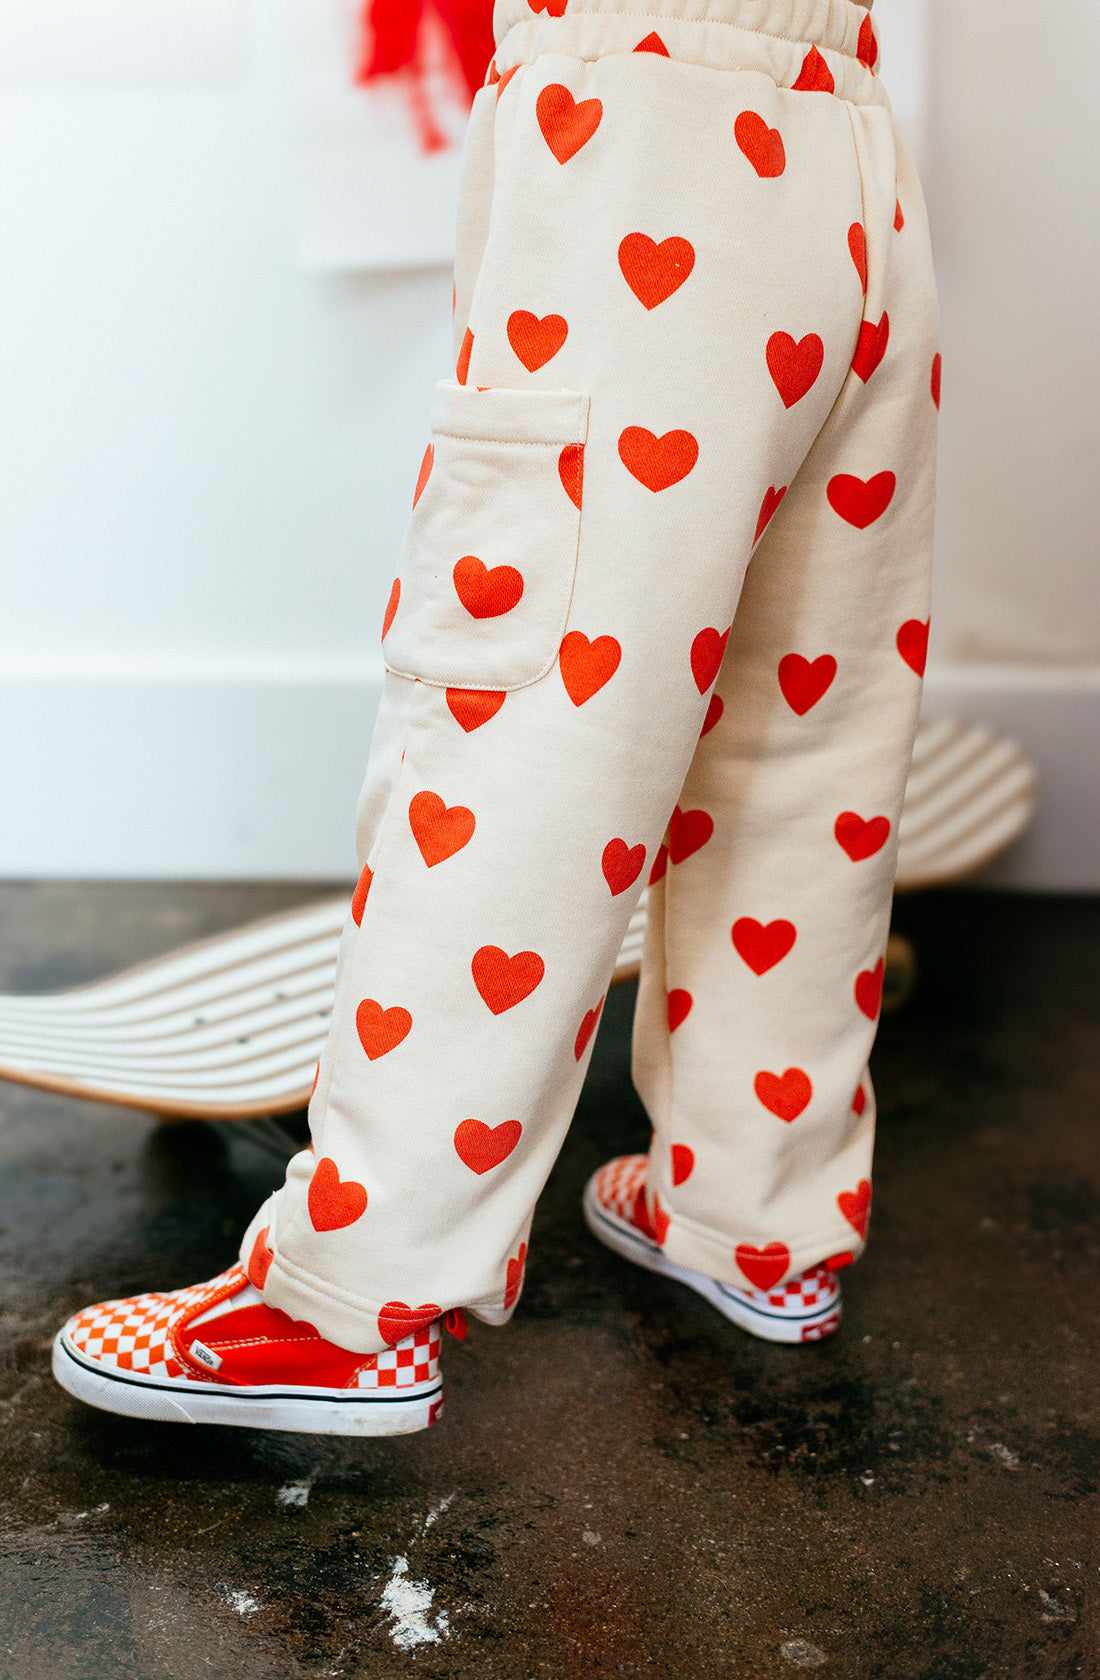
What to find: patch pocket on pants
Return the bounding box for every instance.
[382,381,590,692]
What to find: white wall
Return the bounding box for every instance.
[0,0,1097,885]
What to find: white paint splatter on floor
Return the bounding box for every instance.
[223,1587,261,1616]
[380,1557,450,1650]
[277,1471,318,1508]
[421,1492,455,1532]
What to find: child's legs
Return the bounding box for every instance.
[634,110,940,1286]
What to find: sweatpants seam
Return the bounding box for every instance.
[661,1210,865,1255]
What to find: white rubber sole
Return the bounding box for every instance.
[52,1333,443,1435]
[582,1177,841,1345]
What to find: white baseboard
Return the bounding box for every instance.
[0,660,1097,888]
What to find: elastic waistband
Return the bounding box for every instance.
[493,0,889,108]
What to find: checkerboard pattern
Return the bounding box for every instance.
[64,1269,237,1383]
[350,1328,442,1390]
[745,1263,841,1315]
[594,1153,650,1222]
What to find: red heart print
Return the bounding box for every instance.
[453,555,524,618]
[649,844,669,884]
[351,862,373,928]
[496,64,520,101]
[700,693,724,737]
[667,988,693,1031]
[377,1301,441,1347]
[446,688,506,732]
[852,1084,867,1115]
[618,233,696,310]
[504,1242,528,1309]
[472,946,545,1014]
[732,918,797,975]
[734,110,786,177]
[896,618,929,676]
[767,332,825,408]
[528,0,567,14]
[838,1178,872,1240]
[247,1225,274,1290]
[574,997,604,1060]
[382,578,400,640]
[669,805,714,865]
[356,998,413,1060]
[537,84,602,163]
[559,632,621,705]
[778,652,837,715]
[456,327,474,385]
[754,1068,812,1121]
[558,442,584,508]
[618,427,699,492]
[855,957,885,1020]
[690,625,731,693]
[735,1241,791,1291]
[894,198,905,231]
[857,13,879,68]
[454,1118,522,1174]
[507,309,568,371]
[835,811,890,862]
[755,485,787,544]
[409,791,476,867]
[308,1157,368,1232]
[848,222,867,292]
[852,312,890,382]
[634,31,669,55]
[827,471,896,529]
[931,352,942,409]
[413,443,434,507]
[671,1144,695,1187]
[602,838,646,895]
[792,45,834,93]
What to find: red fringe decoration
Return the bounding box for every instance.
[357,0,496,153]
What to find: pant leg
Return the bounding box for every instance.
[634,107,940,1286]
[242,14,898,1355]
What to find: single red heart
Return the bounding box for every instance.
[735,1241,791,1291]
[504,1241,528,1309]
[602,838,646,895]
[857,13,879,68]
[700,693,724,737]
[667,988,693,1032]
[671,1143,695,1186]
[446,688,506,732]
[894,198,905,231]
[753,1067,812,1121]
[618,427,699,492]
[377,1301,441,1347]
[453,554,524,618]
[536,84,603,163]
[456,327,474,385]
[835,811,890,861]
[848,222,867,293]
[734,110,786,177]
[308,1157,368,1232]
[896,617,929,676]
[247,1225,273,1290]
[382,578,400,641]
[356,998,413,1060]
[778,652,837,715]
[792,45,834,93]
[528,0,567,14]
[559,632,621,705]
[413,443,433,507]
[827,471,896,529]
[618,233,696,310]
[668,805,714,865]
[635,29,669,53]
[855,957,885,1020]
[732,917,797,975]
[496,64,520,101]
[838,1178,872,1240]
[649,844,669,884]
[852,1084,867,1115]
[454,1118,522,1174]
[931,351,942,409]
[690,625,731,693]
[574,998,604,1060]
[558,442,584,508]
[409,791,476,867]
[767,332,825,408]
[852,312,890,382]
[350,863,373,927]
[472,945,545,1014]
[507,309,568,371]
[755,484,787,543]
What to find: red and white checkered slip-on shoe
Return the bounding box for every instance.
[583,1155,842,1345]
[52,1265,445,1435]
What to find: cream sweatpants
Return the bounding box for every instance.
[242,0,940,1355]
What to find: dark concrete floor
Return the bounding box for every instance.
[0,882,1097,1679]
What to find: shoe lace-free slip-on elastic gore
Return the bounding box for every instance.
[52,1265,445,1436]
